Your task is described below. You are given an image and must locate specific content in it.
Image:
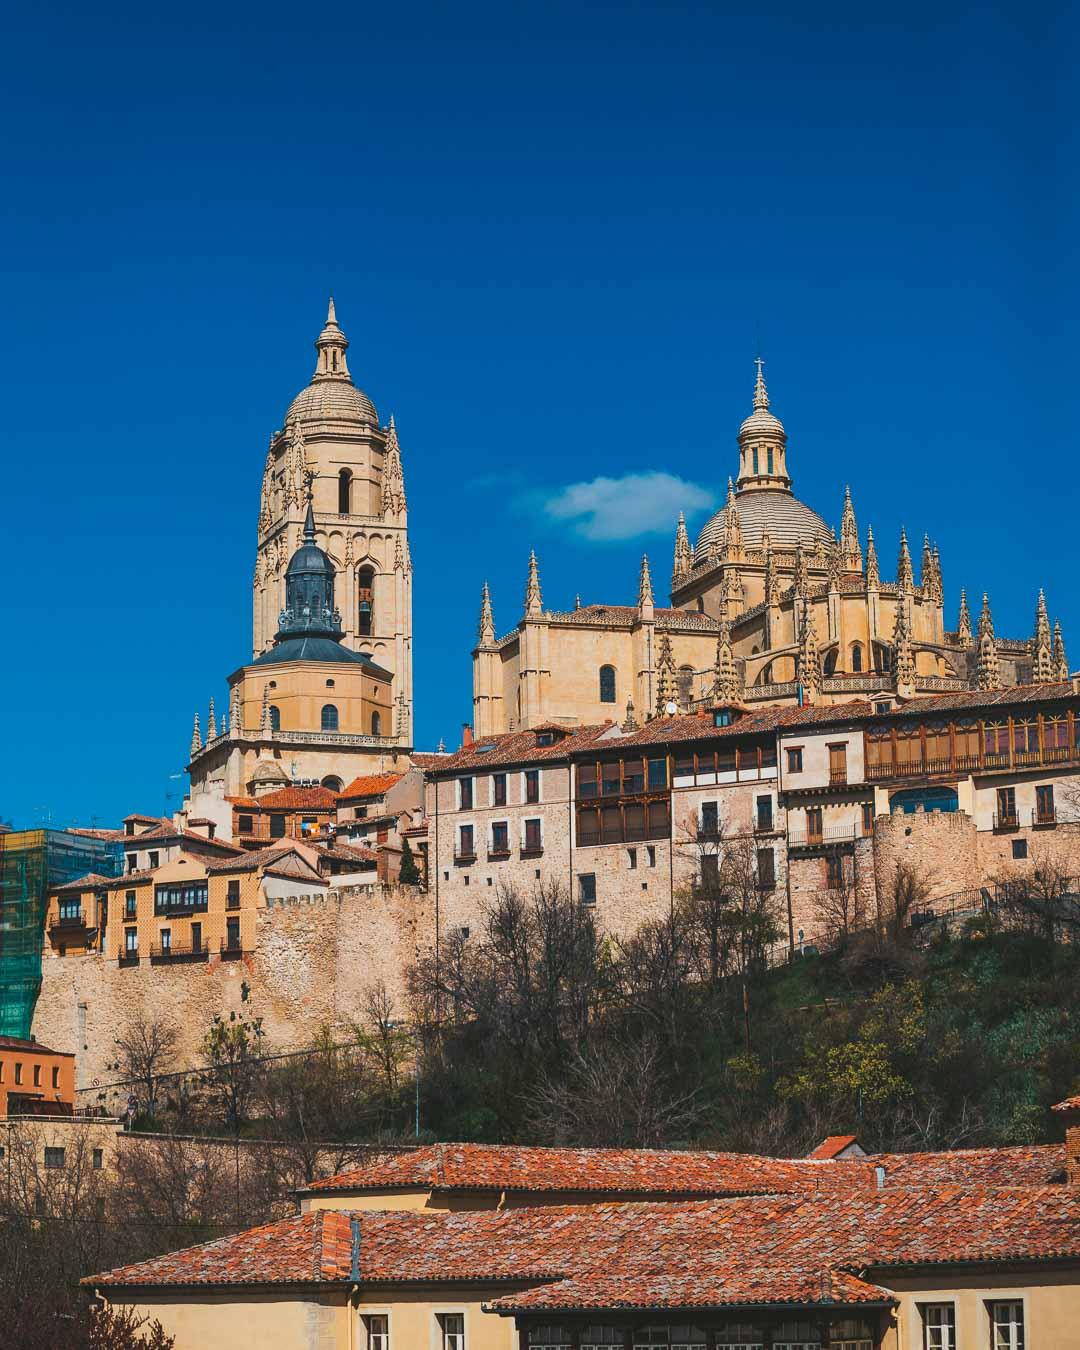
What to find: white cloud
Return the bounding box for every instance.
[541,472,716,542]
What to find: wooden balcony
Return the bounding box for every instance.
[50,909,88,931]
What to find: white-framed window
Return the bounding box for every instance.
[521,816,544,853]
[522,767,541,803]
[921,1302,955,1350]
[362,1313,389,1350]
[990,1300,1024,1350]
[437,1311,465,1350]
[457,777,474,810]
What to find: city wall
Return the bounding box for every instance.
[32,883,434,1091]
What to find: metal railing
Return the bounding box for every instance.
[220,938,244,959]
[50,909,86,929]
[787,823,869,848]
[992,811,1019,830]
[150,940,209,961]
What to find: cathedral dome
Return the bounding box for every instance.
[286,379,378,426]
[285,299,378,426]
[695,489,833,554]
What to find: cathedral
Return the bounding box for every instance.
[473,360,1069,736]
[185,302,415,818]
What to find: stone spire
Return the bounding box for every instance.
[672,512,693,584]
[524,550,543,618]
[477,581,495,645]
[230,683,242,738]
[865,526,880,589]
[655,634,678,715]
[957,588,972,647]
[932,545,944,603]
[312,296,351,382]
[190,713,202,758]
[891,603,916,697]
[260,683,272,732]
[1053,620,1069,681]
[637,554,655,619]
[713,610,743,703]
[380,414,407,518]
[797,605,821,703]
[827,538,842,590]
[976,594,1001,691]
[1031,589,1055,682]
[897,528,914,593]
[207,697,217,741]
[840,486,861,570]
[793,540,809,597]
[722,478,742,559]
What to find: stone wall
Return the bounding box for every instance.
[32,882,433,1091]
[870,809,981,906]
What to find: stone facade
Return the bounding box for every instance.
[474,363,1067,736]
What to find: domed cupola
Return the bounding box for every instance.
[694,360,833,555]
[276,494,342,641]
[737,358,791,491]
[285,299,378,426]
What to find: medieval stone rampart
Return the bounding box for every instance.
[32,883,433,1090]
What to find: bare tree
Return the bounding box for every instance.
[114,1014,179,1119]
[812,852,866,947]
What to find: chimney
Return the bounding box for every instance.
[1054,1098,1080,1184]
[461,724,474,749]
[874,1165,886,1190]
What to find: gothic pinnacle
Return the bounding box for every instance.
[207,697,217,741]
[957,588,972,646]
[865,526,880,588]
[1032,589,1054,682]
[897,527,914,593]
[1053,620,1069,681]
[478,581,495,644]
[190,713,202,758]
[840,485,861,569]
[672,512,692,582]
[638,554,654,615]
[524,550,543,617]
[976,593,1000,691]
[753,355,769,410]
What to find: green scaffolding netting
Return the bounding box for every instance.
[0,829,122,1037]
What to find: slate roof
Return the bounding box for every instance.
[249,637,392,678]
[87,1187,1080,1299]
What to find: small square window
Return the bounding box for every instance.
[1012,839,1028,860]
[44,1147,65,1169]
[578,874,597,905]
[148,851,159,869]
[786,747,803,773]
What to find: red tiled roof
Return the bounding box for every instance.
[248,787,339,811]
[0,1034,72,1056]
[204,843,316,875]
[53,871,118,893]
[432,725,613,773]
[807,1135,861,1160]
[88,1187,1080,1297]
[338,773,404,800]
[116,823,244,853]
[302,1140,1068,1197]
[1053,1095,1080,1112]
[227,796,260,809]
[410,752,450,769]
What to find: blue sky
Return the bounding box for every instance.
[1,2,1076,827]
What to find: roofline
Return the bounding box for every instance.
[485,1295,898,1317]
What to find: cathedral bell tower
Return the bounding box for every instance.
[252,301,413,744]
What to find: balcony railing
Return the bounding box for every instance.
[867,744,1078,782]
[520,844,544,857]
[788,823,868,849]
[226,895,241,910]
[117,947,140,965]
[1033,806,1057,826]
[828,770,848,786]
[50,910,87,930]
[992,811,1019,831]
[487,848,511,861]
[453,850,477,864]
[220,938,244,960]
[150,940,209,962]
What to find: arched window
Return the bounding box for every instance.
[824,649,838,676]
[269,704,281,731]
[321,775,343,792]
[677,664,694,708]
[338,469,352,514]
[357,566,375,637]
[851,643,863,673]
[321,704,339,731]
[599,665,616,703]
[371,711,382,736]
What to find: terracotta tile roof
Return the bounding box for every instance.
[433,725,613,773]
[56,869,154,893]
[410,752,450,769]
[88,1187,1080,1299]
[1053,1095,1080,1112]
[0,1034,72,1056]
[338,773,404,800]
[308,841,379,865]
[65,826,127,841]
[889,680,1076,717]
[249,786,339,811]
[226,796,260,809]
[115,823,244,853]
[53,871,119,893]
[300,1141,861,1197]
[204,844,315,875]
[302,1140,1069,1198]
[807,1135,861,1160]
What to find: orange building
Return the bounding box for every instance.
[0,1035,75,1117]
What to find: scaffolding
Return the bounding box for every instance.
[0,829,122,1037]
